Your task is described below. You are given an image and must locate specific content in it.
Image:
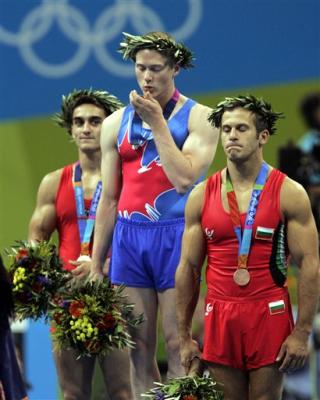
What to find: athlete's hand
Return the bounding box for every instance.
[129,90,163,127]
[89,264,104,282]
[69,260,91,280]
[180,338,202,376]
[276,329,309,372]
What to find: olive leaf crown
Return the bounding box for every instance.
[53,88,123,133]
[208,95,284,135]
[118,32,194,69]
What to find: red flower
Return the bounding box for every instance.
[182,396,198,400]
[16,248,29,260]
[69,300,85,318]
[50,326,56,334]
[104,312,116,328]
[53,312,63,325]
[97,312,116,331]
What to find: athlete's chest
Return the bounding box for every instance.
[221,186,254,214]
[79,174,101,199]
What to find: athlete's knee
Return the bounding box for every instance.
[250,388,283,400]
[108,387,132,400]
[62,388,91,400]
[250,394,282,400]
[164,331,180,354]
[132,334,156,354]
[249,382,283,400]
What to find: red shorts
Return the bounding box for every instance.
[202,291,294,370]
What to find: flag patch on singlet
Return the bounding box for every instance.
[268,300,285,315]
[255,226,274,241]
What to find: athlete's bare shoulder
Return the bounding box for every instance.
[188,101,218,139]
[177,93,210,111]
[103,107,126,130]
[186,180,207,216]
[101,107,126,146]
[37,168,63,204]
[280,176,311,218]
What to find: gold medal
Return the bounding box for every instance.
[77,255,91,262]
[233,268,250,286]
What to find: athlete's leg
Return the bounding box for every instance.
[158,288,185,378]
[53,347,95,400]
[207,362,249,400]
[249,364,283,400]
[124,287,160,398]
[98,348,133,400]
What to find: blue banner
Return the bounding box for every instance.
[0,0,319,121]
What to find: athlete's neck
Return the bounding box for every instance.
[157,85,177,109]
[227,154,265,187]
[78,150,101,174]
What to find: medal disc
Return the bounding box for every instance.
[233,268,250,286]
[77,255,91,262]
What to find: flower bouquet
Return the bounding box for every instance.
[6,240,69,321]
[49,279,143,357]
[142,376,224,400]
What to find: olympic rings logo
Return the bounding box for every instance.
[0,0,202,78]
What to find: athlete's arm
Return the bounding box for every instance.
[276,177,320,372]
[28,170,61,241]
[175,181,207,374]
[91,109,123,278]
[131,90,219,193]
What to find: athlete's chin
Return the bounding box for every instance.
[226,152,245,163]
[225,149,240,159]
[78,144,100,153]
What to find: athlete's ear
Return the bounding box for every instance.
[259,129,270,146]
[173,64,180,77]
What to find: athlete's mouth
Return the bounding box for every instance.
[226,144,242,150]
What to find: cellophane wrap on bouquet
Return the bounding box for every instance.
[7,241,69,321]
[49,279,143,357]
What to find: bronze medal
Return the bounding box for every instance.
[233,268,250,286]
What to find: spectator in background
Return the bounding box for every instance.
[297,92,320,229]
[278,139,302,182]
[298,92,320,156]
[0,256,28,400]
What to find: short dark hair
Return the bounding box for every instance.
[118,31,194,69]
[53,89,123,134]
[208,95,284,135]
[300,92,320,130]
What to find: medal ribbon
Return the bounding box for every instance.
[129,89,180,145]
[73,162,102,255]
[226,162,269,269]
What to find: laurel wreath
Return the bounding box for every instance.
[53,88,123,132]
[119,32,194,69]
[208,95,284,135]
